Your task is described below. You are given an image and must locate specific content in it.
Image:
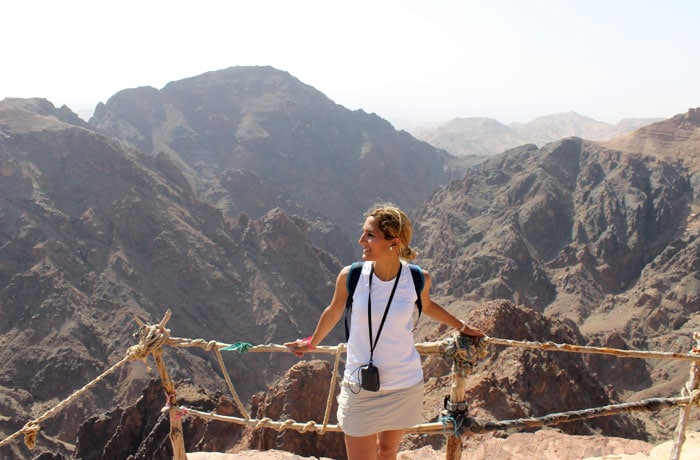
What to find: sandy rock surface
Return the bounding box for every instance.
[187,431,700,460]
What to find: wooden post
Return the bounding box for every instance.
[153,348,188,460]
[142,311,187,460]
[445,342,468,460]
[670,332,700,460]
[445,374,466,459]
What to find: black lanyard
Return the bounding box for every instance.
[367,263,402,365]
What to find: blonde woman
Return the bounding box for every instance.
[286,204,484,460]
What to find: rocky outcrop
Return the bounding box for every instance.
[75,379,244,459]
[71,361,343,459]
[414,137,691,321]
[419,300,647,448]
[603,108,700,172]
[412,131,696,431]
[242,360,345,459]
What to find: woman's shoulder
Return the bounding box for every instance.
[338,262,363,284]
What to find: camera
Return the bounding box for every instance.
[360,364,380,391]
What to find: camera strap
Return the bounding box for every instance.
[367,263,402,364]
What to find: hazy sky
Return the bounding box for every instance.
[3,0,698,126]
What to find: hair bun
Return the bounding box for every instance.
[400,246,418,261]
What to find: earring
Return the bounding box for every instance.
[390,246,394,251]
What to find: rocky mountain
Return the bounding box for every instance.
[412,109,700,434]
[0,98,343,458]
[603,107,700,171]
[414,112,663,156]
[88,66,474,242]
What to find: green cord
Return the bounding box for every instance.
[221,342,252,353]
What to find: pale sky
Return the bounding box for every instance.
[2,0,698,126]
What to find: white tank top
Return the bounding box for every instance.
[344,261,424,389]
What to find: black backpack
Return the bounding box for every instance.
[344,262,425,341]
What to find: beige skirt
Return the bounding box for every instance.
[336,380,424,437]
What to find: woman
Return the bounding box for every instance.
[285,204,484,460]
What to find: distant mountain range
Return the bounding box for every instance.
[411,112,664,156]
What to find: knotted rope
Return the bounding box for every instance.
[20,422,39,449]
[445,334,489,378]
[458,395,700,435]
[178,393,700,436]
[485,336,700,362]
[178,407,342,434]
[126,311,172,366]
[440,333,487,460]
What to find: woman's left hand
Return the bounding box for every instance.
[460,322,486,338]
[284,337,314,357]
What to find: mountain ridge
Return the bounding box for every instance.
[412,111,664,156]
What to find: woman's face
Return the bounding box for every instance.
[358,216,395,261]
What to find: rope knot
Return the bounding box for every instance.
[686,388,700,407]
[451,334,489,377]
[126,323,171,363]
[21,422,40,449]
[439,410,473,438]
[301,421,317,433]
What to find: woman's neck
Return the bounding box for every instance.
[372,259,402,281]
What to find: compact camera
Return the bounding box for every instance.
[360,364,380,391]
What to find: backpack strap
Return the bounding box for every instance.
[344,262,364,341]
[343,262,426,341]
[408,264,425,325]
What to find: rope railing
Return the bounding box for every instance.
[484,336,700,362]
[174,392,700,435]
[2,310,699,460]
[0,355,131,450]
[167,335,700,361]
[0,311,172,450]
